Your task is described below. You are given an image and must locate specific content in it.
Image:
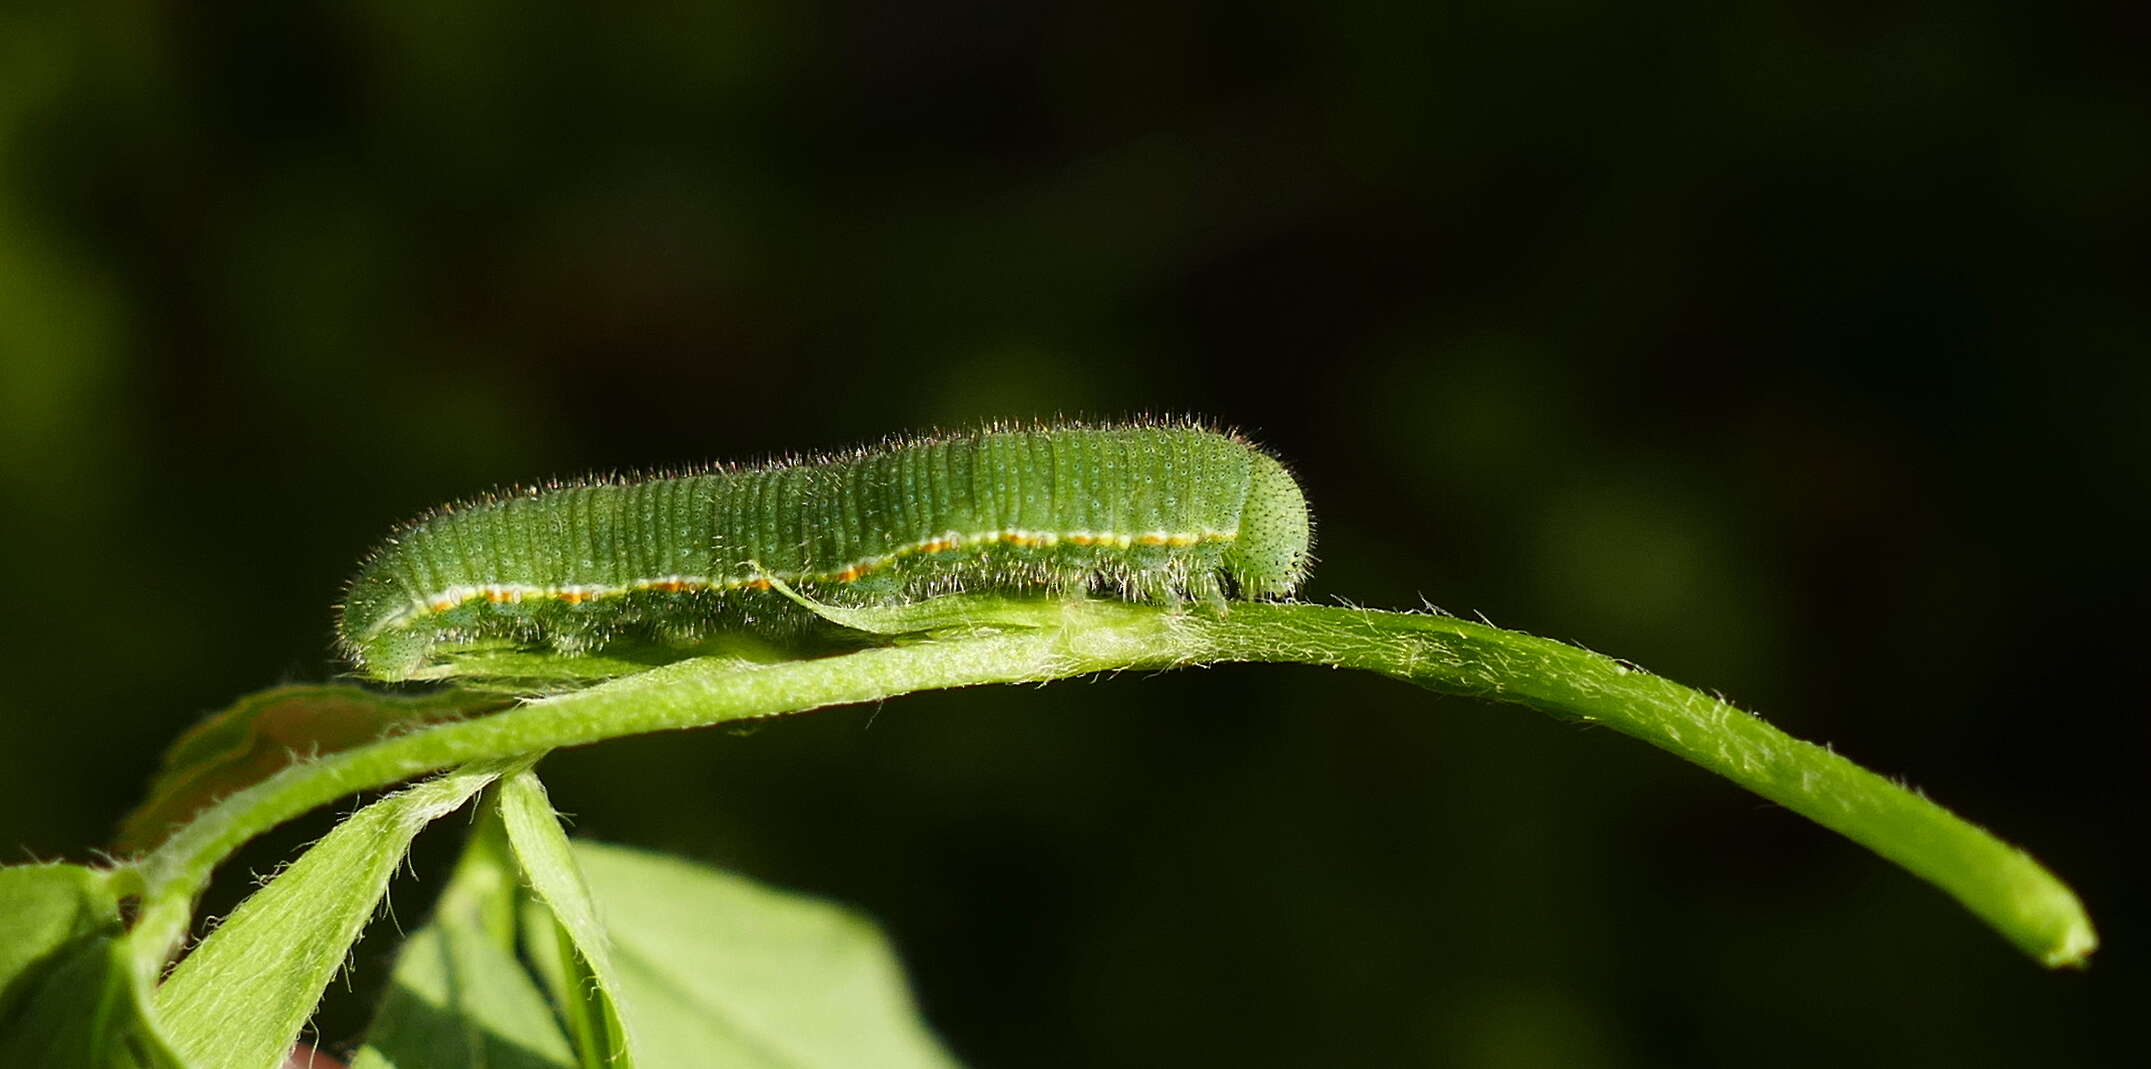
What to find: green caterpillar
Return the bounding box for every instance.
[338,422,1313,680]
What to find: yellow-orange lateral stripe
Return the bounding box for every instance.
[397,526,1233,625]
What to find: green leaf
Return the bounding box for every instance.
[0,936,183,1069]
[348,810,953,1069]
[495,768,639,1068]
[0,863,127,1023]
[153,759,529,1069]
[118,685,506,852]
[350,808,574,1069]
[567,841,960,1069]
[0,864,181,1068]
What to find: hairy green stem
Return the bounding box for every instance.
[127,601,2093,975]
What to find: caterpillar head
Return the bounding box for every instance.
[1223,450,1312,598]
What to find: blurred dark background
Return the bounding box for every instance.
[1,2,2143,1065]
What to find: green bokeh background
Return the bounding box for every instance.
[1,3,2142,1065]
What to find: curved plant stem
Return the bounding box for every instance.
[127,601,2095,975]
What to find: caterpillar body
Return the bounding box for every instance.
[338,422,1313,680]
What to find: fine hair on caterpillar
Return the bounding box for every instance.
[337,420,1313,680]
